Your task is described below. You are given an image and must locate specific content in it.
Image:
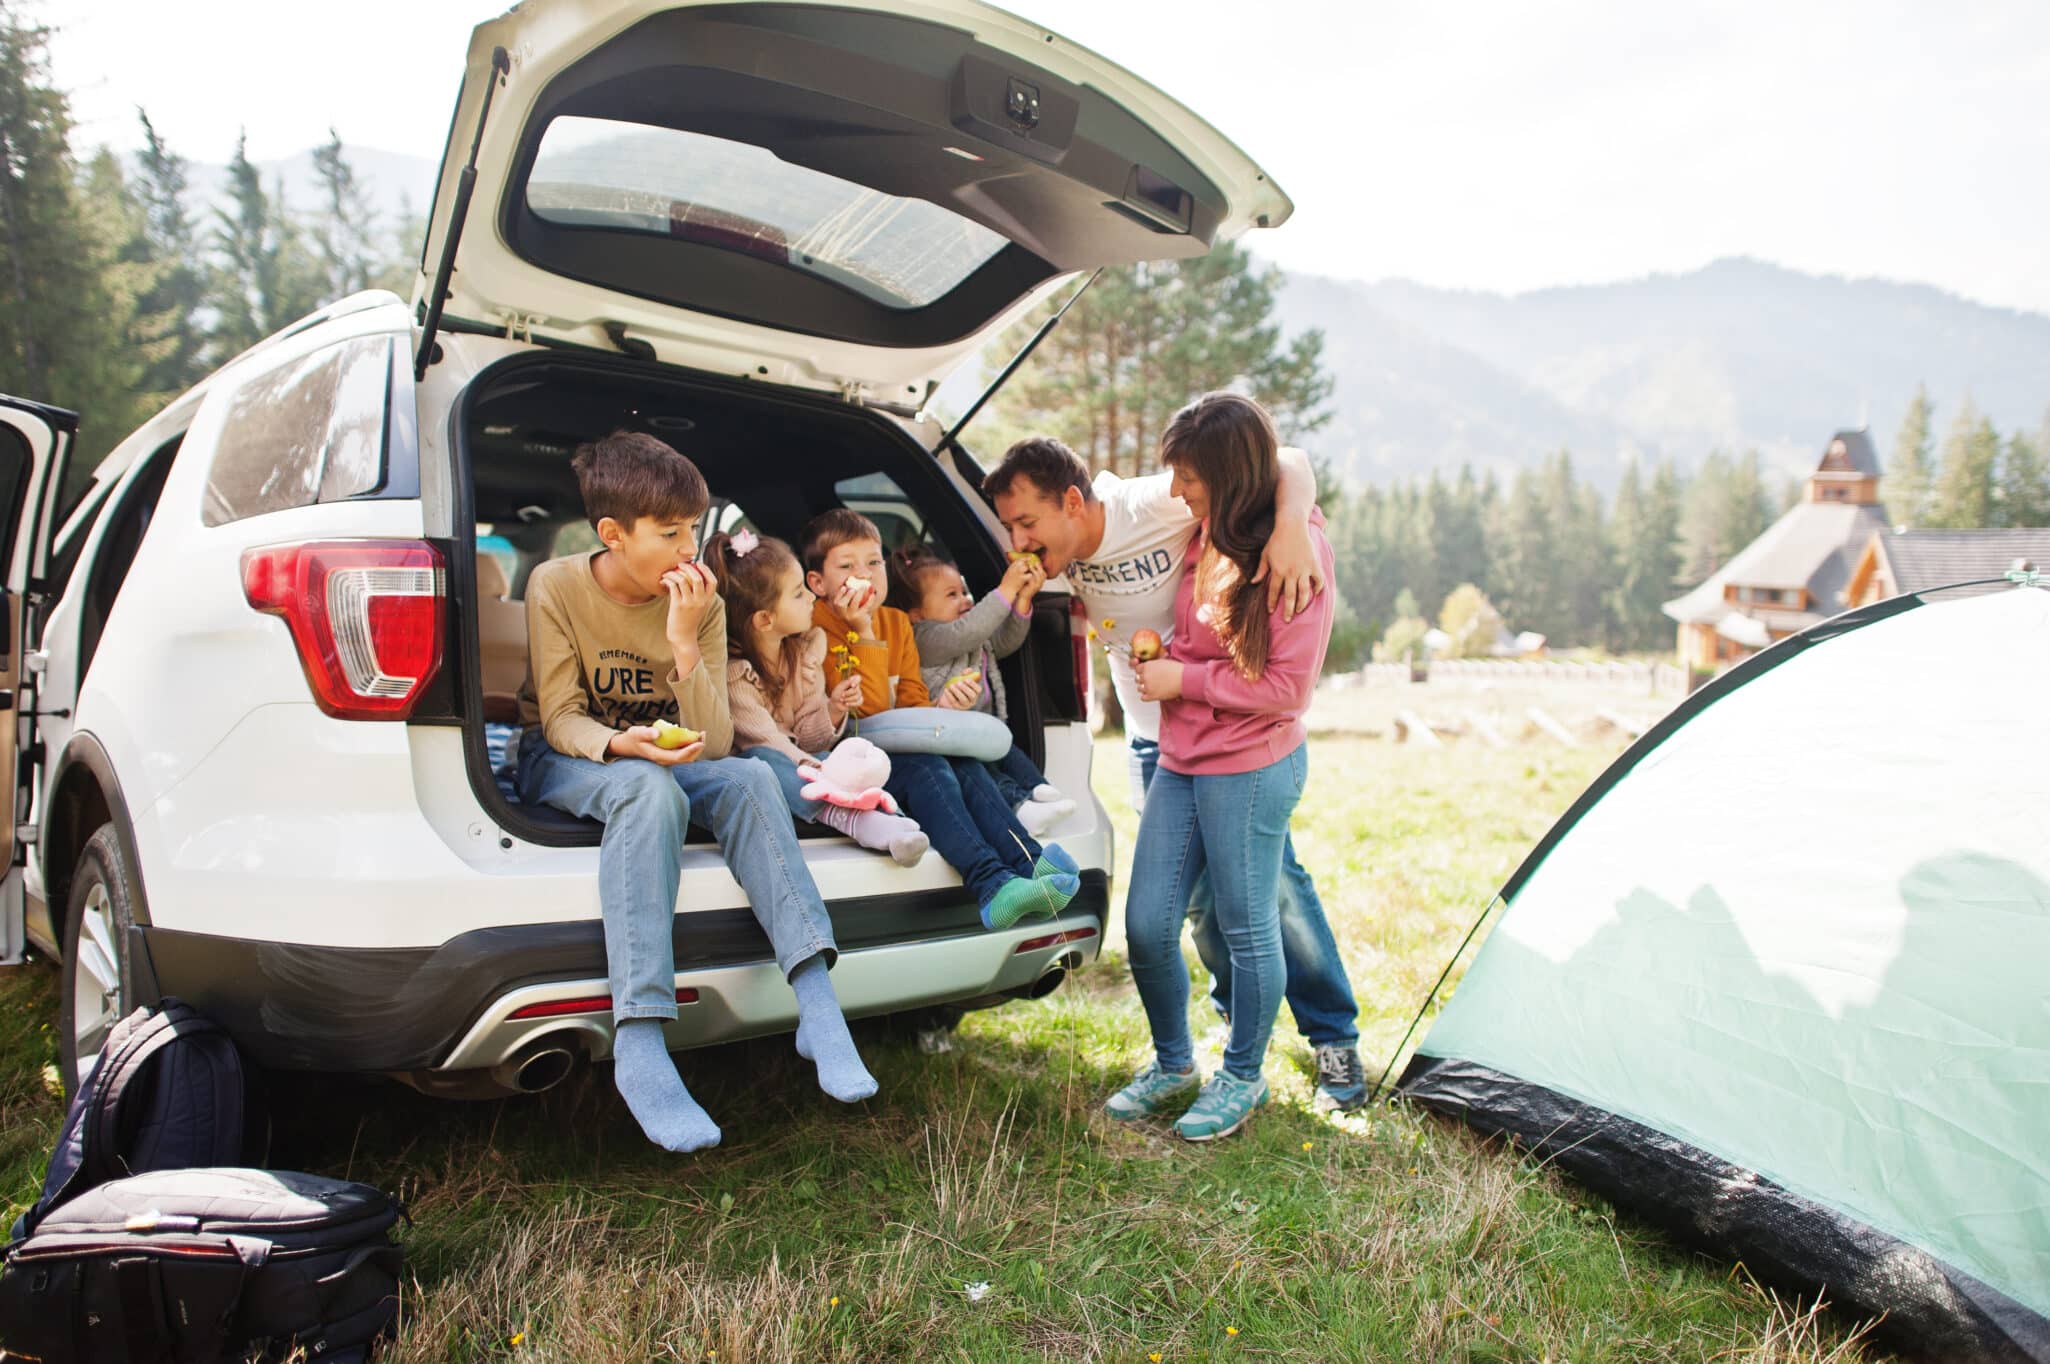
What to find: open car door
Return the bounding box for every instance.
[0,395,78,963]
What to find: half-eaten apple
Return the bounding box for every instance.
[653,719,702,750]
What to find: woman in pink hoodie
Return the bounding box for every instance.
[1101,393,1338,1141]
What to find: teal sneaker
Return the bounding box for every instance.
[1102,1063,1202,1121]
[1173,1072,1270,1141]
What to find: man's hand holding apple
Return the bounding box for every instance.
[1134,658,1183,703]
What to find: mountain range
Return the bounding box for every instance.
[200,145,2050,490]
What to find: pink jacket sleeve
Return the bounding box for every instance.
[1178,529,1336,717]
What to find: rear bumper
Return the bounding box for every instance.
[140,871,1107,1072]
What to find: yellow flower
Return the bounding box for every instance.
[1301,1141,1313,1152]
[829,1296,840,1308]
[1150,1355,1163,1363]
[1226,1325,1239,1337]
[510,1331,525,1347]
[846,630,860,645]
[1101,618,1116,630]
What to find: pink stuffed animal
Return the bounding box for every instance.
[797,737,901,813]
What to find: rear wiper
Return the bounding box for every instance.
[937,269,1099,473]
[416,46,513,382]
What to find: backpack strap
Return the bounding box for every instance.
[85,999,234,1186]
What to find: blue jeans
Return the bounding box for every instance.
[987,744,1051,809]
[516,729,838,1021]
[884,751,1038,904]
[744,746,831,823]
[1129,735,1359,1049]
[1127,745,1308,1080]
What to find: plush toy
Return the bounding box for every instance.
[797,737,901,813]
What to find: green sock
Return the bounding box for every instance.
[982,874,1071,930]
[1033,844,1079,880]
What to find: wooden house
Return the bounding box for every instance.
[1844,528,2050,607]
[1663,430,1890,671]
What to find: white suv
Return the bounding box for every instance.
[1,0,1289,1099]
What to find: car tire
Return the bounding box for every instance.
[57,824,139,1098]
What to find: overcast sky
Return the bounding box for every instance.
[45,0,2050,315]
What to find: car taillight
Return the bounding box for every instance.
[1070,596,1092,722]
[1014,926,1098,954]
[508,988,700,1021]
[241,539,446,720]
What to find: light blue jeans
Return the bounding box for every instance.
[516,729,838,1021]
[1126,744,1309,1081]
[1129,734,1359,1048]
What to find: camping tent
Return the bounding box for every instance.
[1398,581,2050,1361]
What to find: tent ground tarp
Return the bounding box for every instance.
[1399,585,2050,1362]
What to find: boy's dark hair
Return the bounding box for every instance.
[981,436,1095,505]
[571,429,711,531]
[885,543,953,613]
[800,508,885,573]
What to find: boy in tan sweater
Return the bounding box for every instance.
[514,432,875,1153]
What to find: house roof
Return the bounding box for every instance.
[1664,500,1893,625]
[1874,528,2050,595]
[1817,429,1882,477]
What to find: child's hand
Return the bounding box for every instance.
[661,563,717,652]
[997,556,1038,606]
[1134,658,1183,703]
[828,672,865,721]
[835,577,878,637]
[936,673,982,710]
[609,726,705,766]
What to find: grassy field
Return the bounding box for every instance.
[0,735,1882,1362]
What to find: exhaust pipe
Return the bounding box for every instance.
[491,1035,579,1095]
[1018,962,1067,1001]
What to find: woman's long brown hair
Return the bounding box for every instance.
[703,530,809,710]
[1159,392,1280,679]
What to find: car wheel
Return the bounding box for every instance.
[57,825,138,1098]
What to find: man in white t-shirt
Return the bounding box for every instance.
[985,436,1367,1111]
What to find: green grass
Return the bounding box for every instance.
[0,737,1881,1362]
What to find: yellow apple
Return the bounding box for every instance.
[653,720,701,750]
[1130,629,1164,662]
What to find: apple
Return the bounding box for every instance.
[1006,550,1041,564]
[947,669,982,687]
[844,575,874,599]
[1130,629,1164,662]
[653,719,702,750]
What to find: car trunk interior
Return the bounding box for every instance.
[445,351,1080,847]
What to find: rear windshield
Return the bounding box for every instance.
[525,116,1009,310]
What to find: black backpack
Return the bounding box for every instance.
[0,1166,404,1363]
[15,997,253,1242]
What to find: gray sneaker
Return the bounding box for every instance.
[1313,1044,1368,1113]
[1103,1063,1202,1121]
[1174,1071,1271,1141]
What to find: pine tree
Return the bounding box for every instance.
[1996,429,2050,528]
[0,10,140,463]
[309,129,379,301]
[1885,384,1935,526]
[131,109,210,401]
[982,241,1331,474]
[1488,466,1559,641]
[1606,460,1677,650]
[208,132,324,359]
[1930,401,1998,528]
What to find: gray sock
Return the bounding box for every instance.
[611,1019,721,1152]
[790,954,878,1103]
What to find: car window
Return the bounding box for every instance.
[201,336,393,527]
[834,472,925,553]
[525,116,1008,310]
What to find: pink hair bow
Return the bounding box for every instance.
[730,528,761,557]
